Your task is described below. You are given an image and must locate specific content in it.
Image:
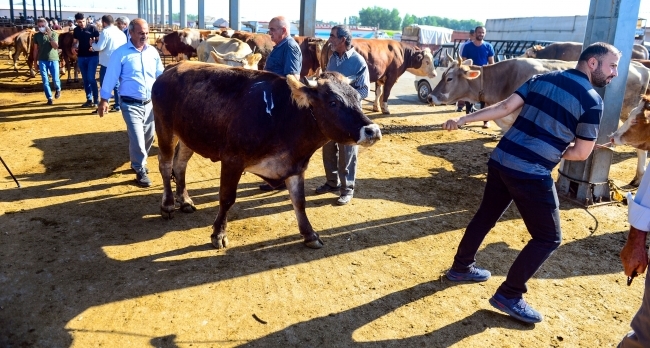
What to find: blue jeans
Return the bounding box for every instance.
[77,55,99,103]
[38,60,61,100]
[120,101,155,171]
[451,165,562,299]
[99,65,120,108]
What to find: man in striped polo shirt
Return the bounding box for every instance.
[442,42,621,323]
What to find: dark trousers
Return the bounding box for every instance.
[451,165,562,299]
[465,101,485,114]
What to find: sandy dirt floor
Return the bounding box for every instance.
[0,57,647,347]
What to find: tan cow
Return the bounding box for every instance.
[428,57,650,185]
[611,96,650,185]
[196,35,262,69]
[522,42,649,60]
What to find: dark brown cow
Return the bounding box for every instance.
[523,42,649,60]
[152,62,382,249]
[321,39,435,114]
[57,31,79,83]
[12,29,36,78]
[228,31,274,70]
[294,36,325,77]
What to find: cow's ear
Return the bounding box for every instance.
[248,53,262,66]
[287,75,314,109]
[461,59,473,66]
[465,69,481,80]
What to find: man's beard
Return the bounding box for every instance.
[592,62,612,88]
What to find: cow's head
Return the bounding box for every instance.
[406,47,436,78]
[286,72,381,146]
[209,50,262,70]
[610,95,650,151]
[426,59,480,105]
[520,45,543,58]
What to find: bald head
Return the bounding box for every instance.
[268,16,290,44]
[128,18,150,49]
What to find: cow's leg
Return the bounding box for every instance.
[12,50,20,72]
[158,132,179,219]
[286,173,323,249]
[630,149,648,187]
[172,141,196,213]
[373,82,383,112]
[211,163,244,249]
[381,79,398,114]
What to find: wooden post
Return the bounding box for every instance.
[556,0,641,205]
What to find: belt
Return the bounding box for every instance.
[121,96,151,105]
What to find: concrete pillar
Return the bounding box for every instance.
[299,0,316,37]
[557,0,642,205]
[198,0,205,29]
[229,0,240,30]
[179,0,186,28]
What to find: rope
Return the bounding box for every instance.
[379,123,502,140]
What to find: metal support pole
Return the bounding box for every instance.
[47,0,51,19]
[557,0,641,205]
[179,0,186,29]
[22,0,27,22]
[32,0,37,20]
[198,0,204,29]
[168,0,172,28]
[161,0,165,28]
[41,0,44,18]
[299,0,316,37]
[57,0,60,21]
[229,0,240,30]
[9,0,14,23]
[52,0,56,19]
[154,0,158,27]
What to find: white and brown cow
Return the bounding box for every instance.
[151,62,381,249]
[611,95,650,185]
[522,42,649,61]
[196,35,262,69]
[321,39,436,114]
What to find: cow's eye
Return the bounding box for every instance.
[329,100,337,107]
[446,77,453,82]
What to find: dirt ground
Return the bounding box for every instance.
[0,57,646,347]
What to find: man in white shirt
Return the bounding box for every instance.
[92,15,127,112]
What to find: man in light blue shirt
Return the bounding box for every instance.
[97,18,164,187]
[92,15,126,113]
[314,25,370,206]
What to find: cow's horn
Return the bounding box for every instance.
[446,50,453,63]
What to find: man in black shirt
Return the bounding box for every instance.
[72,12,100,108]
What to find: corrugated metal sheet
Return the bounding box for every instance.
[486,16,587,42]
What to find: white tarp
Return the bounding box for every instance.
[404,25,453,45]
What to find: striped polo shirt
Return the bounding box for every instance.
[488,69,603,179]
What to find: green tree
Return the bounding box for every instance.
[358,6,401,30]
[348,16,360,26]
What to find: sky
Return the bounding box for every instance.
[12,0,650,24]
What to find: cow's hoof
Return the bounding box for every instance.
[304,238,324,249]
[160,207,174,220]
[372,106,380,112]
[180,202,196,213]
[382,110,390,115]
[211,235,229,249]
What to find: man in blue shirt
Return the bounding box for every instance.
[97,18,165,187]
[258,15,302,192]
[72,12,100,108]
[442,42,621,324]
[314,25,370,205]
[461,26,495,127]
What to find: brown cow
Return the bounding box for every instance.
[228,31,274,70]
[157,28,203,61]
[321,39,436,114]
[12,29,36,78]
[57,31,79,83]
[151,62,382,249]
[522,42,649,60]
[610,95,650,184]
[294,36,326,77]
[0,29,25,59]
